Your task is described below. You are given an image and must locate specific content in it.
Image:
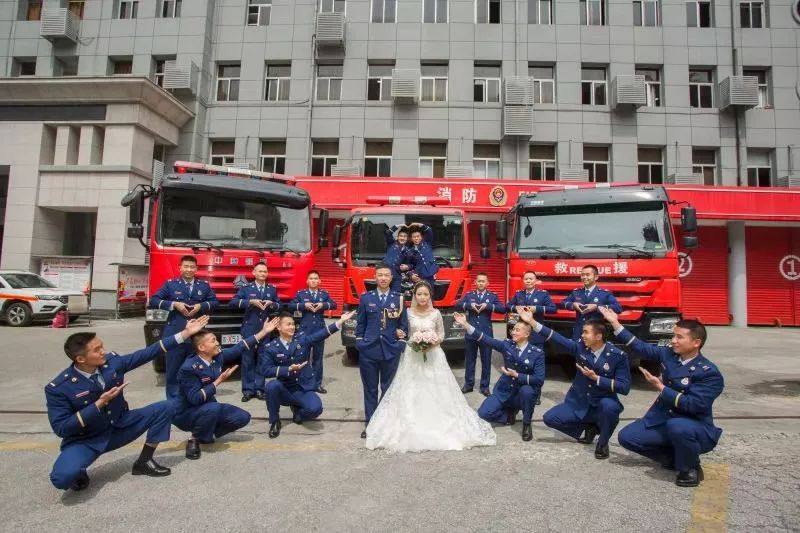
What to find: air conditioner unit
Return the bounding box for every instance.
[719,76,759,110]
[665,173,704,184]
[444,165,473,178]
[391,69,419,103]
[330,164,362,176]
[557,168,590,181]
[503,77,534,105]
[315,12,346,48]
[503,106,533,137]
[163,60,198,94]
[40,8,79,43]
[775,175,800,187]
[611,75,647,109]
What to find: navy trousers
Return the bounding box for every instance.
[478,385,539,425]
[464,336,493,390]
[173,402,251,443]
[240,344,264,395]
[165,342,191,400]
[618,417,717,472]
[265,381,323,424]
[359,355,401,424]
[543,398,623,447]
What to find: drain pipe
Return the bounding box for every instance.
[729,0,743,186]
[306,35,317,174]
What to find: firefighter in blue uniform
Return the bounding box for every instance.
[600,307,724,487]
[518,308,631,459]
[454,312,544,442]
[288,270,337,393]
[148,255,219,400]
[174,317,279,459]
[229,262,280,402]
[456,272,506,396]
[562,264,622,340]
[383,224,413,293]
[356,264,409,439]
[260,310,355,438]
[408,224,439,287]
[45,316,208,491]
[507,271,556,348]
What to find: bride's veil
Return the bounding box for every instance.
[410,281,435,313]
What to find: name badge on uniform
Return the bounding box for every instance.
[594,297,599,303]
[75,390,90,398]
[603,363,610,371]
[533,299,538,303]
[198,290,203,296]
[681,377,689,385]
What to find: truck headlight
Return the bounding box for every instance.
[146,309,170,322]
[649,317,678,334]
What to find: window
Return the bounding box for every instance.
[319,0,345,12]
[689,69,713,108]
[153,58,169,87]
[474,64,501,103]
[580,0,606,25]
[637,148,664,184]
[743,69,769,108]
[160,0,181,18]
[692,148,716,185]
[247,0,271,25]
[477,0,501,23]
[473,144,501,178]
[529,65,555,103]
[529,145,556,180]
[265,64,291,101]
[365,142,392,177]
[210,141,235,166]
[118,0,139,19]
[367,64,393,101]
[372,0,397,22]
[581,67,607,105]
[419,142,447,178]
[739,1,764,27]
[421,64,448,102]
[636,68,661,107]
[216,64,241,102]
[311,141,339,176]
[423,0,448,22]
[69,1,85,18]
[528,0,553,24]
[686,1,711,27]
[747,150,771,187]
[111,59,133,75]
[316,64,342,101]
[24,1,42,21]
[12,58,36,77]
[261,141,286,174]
[583,146,609,182]
[633,0,659,26]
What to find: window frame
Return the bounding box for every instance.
[691,148,717,185]
[153,59,167,87]
[528,0,553,24]
[318,0,346,13]
[160,0,181,18]
[210,140,235,166]
[637,147,664,184]
[260,140,287,174]
[633,0,660,26]
[689,69,714,108]
[264,64,291,102]
[420,65,449,103]
[580,0,606,26]
[315,64,342,101]
[686,0,712,27]
[118,0,139,19]
[529,145,557,181]
[581,67,607,106]
[476,0,501,23]
[367,64,394,101]
[739,1,764,27]
[216,64,241,102]
[423,0,448,23]
[473,144,501,179]
[311,141,339,177]
[474,65,502,103]
[636,67,662,107]
[247,0,272,26]
[583,146,610,183]
[419,142,448,178]
[25,1,42,21]
[371,0,397,22]
[68,0,86,18]
[743,69,769,108]
[530,65,555,104]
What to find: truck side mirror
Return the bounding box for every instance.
[317,209,329,249]
[124,190,145,226]
[127,226,144,239]
[496,219,508,242]
[479,223,489,247]
[332,224,342,247]
[682,235,698,249]
[681,206,697,233]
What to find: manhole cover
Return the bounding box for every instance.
[746,380,800,397]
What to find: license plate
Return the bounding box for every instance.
[221,334,242,345]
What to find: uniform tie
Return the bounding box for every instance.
[379,293,386,305]
[90,373,103,390]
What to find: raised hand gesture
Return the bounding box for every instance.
[516,307,534,326]
[257,317,280,340]
[453,312,468,327]
[182,315,210,338]
[599,306,621,328]
[335,310,356,328]
[214,364,239,386]
[639,366,664,391]
[576,364,599,381]
[95,382,129,408]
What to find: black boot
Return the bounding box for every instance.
[522,423,533,441]
[505,409,517,426]
[241,392,254,402]
[131,458,171,477]
[291,406,303,425]
[577,424,599,444]
[268,420,282,438]
[70,470,90,491]
[185,438,201,460]
[594,443,610,459]
[676,468,701,487]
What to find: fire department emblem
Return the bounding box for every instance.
[489,186,508,207]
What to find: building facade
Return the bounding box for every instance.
[0,0,798,316]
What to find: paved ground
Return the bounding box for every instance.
[1,318,798,532]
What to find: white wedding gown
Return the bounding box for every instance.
[366,308,497,451]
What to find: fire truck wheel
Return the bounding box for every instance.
[152,354,166,373]
[343,347,359,366]
[5,302,33,327]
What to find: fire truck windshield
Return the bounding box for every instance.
[158,189,311,251]
[350,214,464,263]
[515,201,673,257]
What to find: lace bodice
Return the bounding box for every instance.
[407,308,445,340]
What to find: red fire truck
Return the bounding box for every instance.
[499,184,698,370]
[330,196,490,362]
[122,161,329,372]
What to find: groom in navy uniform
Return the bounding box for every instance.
[356,263,409,439]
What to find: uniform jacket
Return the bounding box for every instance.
[355,290,409,360]
[468,330,545,403]
[457,290,506,333]
[539,325,631,418]
[148,278,219,336]
[45,335,180,450]
[288,289,337,333]
[230,282,280,336]
[383,227,413,279]
[507,288,556,345]
[259,324,339,392]
[408,226,440,280]
[562,286,622,337]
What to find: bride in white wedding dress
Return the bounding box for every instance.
[366,281,497,451]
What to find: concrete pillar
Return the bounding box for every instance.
[77,126,104,165]
[728,221,747,327]
[53,126,79,165]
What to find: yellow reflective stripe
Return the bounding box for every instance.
[674,392,682,408]
[76,411,85,428]
[159,340,167,352]
[625,336,635,346]
[242,339,251,351]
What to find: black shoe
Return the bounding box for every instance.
[185,439,201,460]
[522,423,533,441]
[255,390,266,401]
[268,420,282,439]
[577,424,599,444]
[131,458,171,477]
[480,388,491,397]
[291,406,302,425]
[241,392,254,402]
[70,470,90,491]
[505,409,517,426]
[461,385,474,394]
[676,468,701,487]
[317,386,328,394]
[361,429,367,439]
[594,443,610,459]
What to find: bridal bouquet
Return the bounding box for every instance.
[408,330,439,362]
